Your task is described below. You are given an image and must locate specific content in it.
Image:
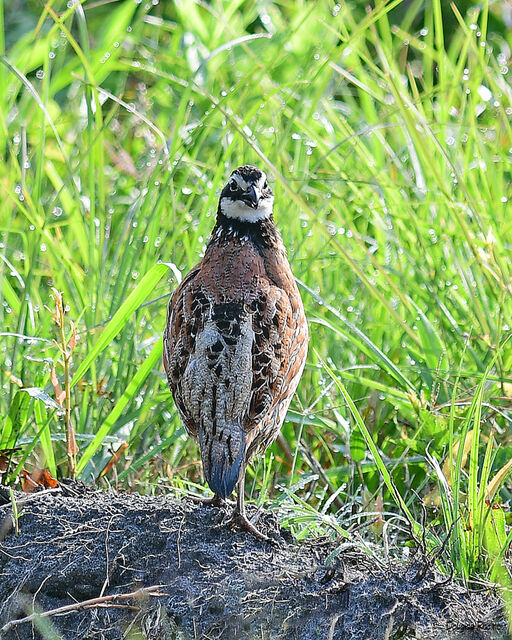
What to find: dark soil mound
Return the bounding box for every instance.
[0,484,507,640]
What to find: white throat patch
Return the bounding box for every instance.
[220,195,274,222]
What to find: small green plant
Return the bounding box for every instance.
[9,487,20,535]
[48,288,78,479]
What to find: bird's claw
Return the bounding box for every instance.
[230,510,270,542]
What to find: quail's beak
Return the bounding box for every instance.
[241,185,260,209]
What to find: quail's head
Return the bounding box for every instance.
[219,165,274,222]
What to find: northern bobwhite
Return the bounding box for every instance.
[163,165,308,539]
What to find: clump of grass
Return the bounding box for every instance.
[0,0,511,598]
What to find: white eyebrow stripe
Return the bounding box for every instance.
[232,174,249,190]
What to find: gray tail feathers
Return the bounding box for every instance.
[199,424,246,499]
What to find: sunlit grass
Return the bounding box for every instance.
[0,0,511,593]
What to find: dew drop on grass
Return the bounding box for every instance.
[49,51,55,59]
[36,69,44,79]
[478,85,492,102]
[40,243,47,252]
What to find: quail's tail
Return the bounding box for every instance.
[199,424,246,499]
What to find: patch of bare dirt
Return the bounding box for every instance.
[0,483,507,640]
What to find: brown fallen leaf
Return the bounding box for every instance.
[22,468,59,493]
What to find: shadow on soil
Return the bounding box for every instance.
[0,483,507,640]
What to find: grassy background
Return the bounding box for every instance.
[1,0,512,584]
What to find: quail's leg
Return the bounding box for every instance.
[232,468,269,541]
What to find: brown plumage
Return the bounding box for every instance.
[163,165,308,539]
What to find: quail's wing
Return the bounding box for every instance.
[163,266,205,436]
[245,283,307,431]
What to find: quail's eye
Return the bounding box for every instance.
[228,180,237,192]
[263,180,268,189]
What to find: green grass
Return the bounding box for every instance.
[1,0,512,591]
